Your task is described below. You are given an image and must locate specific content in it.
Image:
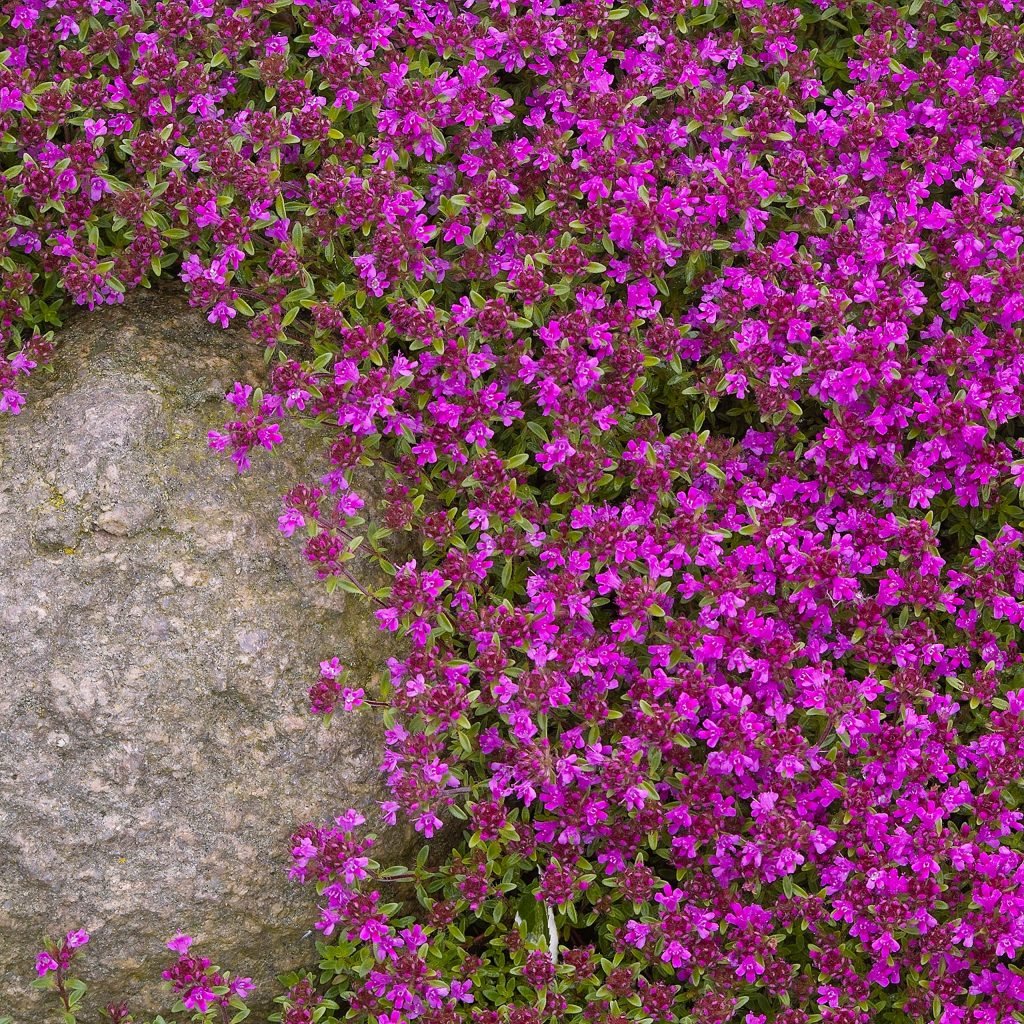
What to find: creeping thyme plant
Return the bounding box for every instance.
[5,0,1024,1021]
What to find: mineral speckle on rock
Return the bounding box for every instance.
[0,288,407,1019]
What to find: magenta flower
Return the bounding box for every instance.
[318,658,343,680]
[335,809,365,831]
[207,302,237,329]
[166,933,193,955]
[0,389,26,415]
[229,977,256,999]
[374,608,400,631]
[450,979,474,1003]
[182,984,215,1013]
[35,952,59,977]
[339,687,364,710]
[193,200,223,229]
[278,509,305,537]
[0,86,23,112]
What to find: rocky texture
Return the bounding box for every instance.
[0,288,407,1020]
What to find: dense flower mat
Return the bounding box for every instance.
[5,0,1024,1022]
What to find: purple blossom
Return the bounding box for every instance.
[182,984,215,1013]
[35,952,59,977]
[207,301,236,329]
[166,933,193,955]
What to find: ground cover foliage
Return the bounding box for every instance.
[4,0,1024,1022]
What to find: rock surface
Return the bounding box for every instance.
[0,288,406,1020]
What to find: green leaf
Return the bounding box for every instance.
[526,421,549,443]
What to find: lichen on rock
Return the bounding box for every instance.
[0,288,407,1019]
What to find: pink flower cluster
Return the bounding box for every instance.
[5,0,1024,1022]
[161,934,255,1015]
[35,929,90,979]
[33,932,254,1022]
[287,811,476,1019]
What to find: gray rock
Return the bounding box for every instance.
[0,288,407,1020]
